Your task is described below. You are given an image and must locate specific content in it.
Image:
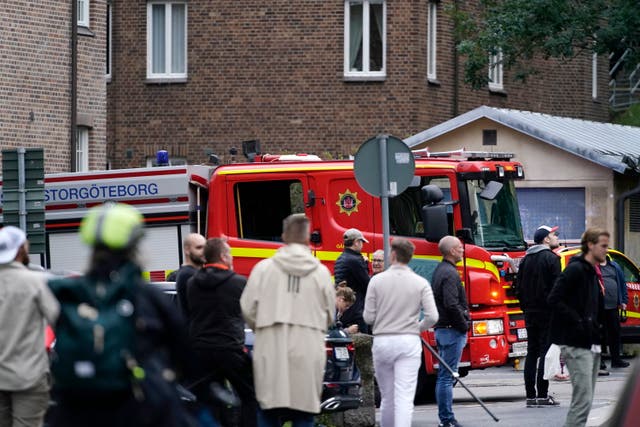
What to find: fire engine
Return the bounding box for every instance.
[0,147,530,398]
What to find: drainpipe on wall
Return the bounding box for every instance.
[452,0,460,117]
[70,0,78,171]
[616,183,640,253]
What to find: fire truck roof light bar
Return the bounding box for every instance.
[412,148,514,161]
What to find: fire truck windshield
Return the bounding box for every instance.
[465,179,525,250]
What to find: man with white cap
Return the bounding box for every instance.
[0,226,60,427]
[334,228,370,319]
[516,224,561,407]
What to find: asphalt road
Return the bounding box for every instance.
[376,360,635,427]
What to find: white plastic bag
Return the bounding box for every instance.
[543,344,562,380]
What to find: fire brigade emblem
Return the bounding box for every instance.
[336,189,361,216]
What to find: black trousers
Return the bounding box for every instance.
[524,312,551,399]
[602,308,623,363]
[193,348,258,427]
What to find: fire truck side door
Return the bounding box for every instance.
[222,173,312,277]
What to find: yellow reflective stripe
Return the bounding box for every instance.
[464,257,500,280]
[507,309,523,315]
[415,164,457,170]
[626,311,640,319]
[142,271,150,280]
[217,165,353,175]
[313,250,344,262]
[411,254,443,262]
[505,299,519,304]
[231,247,279,258]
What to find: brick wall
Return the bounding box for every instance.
[108,0,610,168]
[0,1,107,173]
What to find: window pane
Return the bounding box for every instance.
[369,3,383,71]
[171,4,186,73]
[235,180,303,241]
[427,3,436,77]
[78,0,85,25]
[349,3,363,71]
[517,188,585,241]
[152,5,166,74]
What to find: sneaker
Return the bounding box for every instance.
[598,369,610,376]
[611,360,630,368]
[526,398,538,408]
[537,396,560,406]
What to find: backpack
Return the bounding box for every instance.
[49,274,137,391]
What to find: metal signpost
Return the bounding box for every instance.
[354,134,415,267]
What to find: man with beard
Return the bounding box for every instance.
[516,225,561,407]
[173,233,206,318]
[548,228,609,427]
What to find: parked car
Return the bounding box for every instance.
[148,281,362,413]
[556,247,640,343]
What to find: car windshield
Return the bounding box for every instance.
[465,179,525,250]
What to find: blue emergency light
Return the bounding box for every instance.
[156,150,169,166]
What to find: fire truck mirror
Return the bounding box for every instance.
[421,204,447,243]
[456,228,474,245]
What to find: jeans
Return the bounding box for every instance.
[602,308,623,363]
[372,334,422,427]
[524,312,551,398]
[257,408,314,427]
[0,373,50,427]
[435,328,467,425]
[560,346,600,427]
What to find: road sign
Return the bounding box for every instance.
[354,135,416,269]
[354,134,415,197]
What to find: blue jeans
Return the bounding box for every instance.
[435,328,467,424]
[257,408,314,427]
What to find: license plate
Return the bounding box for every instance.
[511,341,528,356]
[334,347,349,360]
[517,328,528,340]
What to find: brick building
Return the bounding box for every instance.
[0,0,108,173]
[107,0,610,168]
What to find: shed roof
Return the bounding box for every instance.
[404,106,640,174]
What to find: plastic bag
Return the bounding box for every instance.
[543,344,561,380]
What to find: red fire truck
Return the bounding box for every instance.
[0,148,529,397]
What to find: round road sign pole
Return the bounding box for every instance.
[378,135,391,269]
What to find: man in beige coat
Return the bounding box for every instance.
[241,214,335,427]
[0,226,60,427]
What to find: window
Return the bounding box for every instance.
[608,251,640,284]
[592,53,598,99]
[344,0,386,79]
[78,0,89,27]
[488,49,503,91]
[427,2,437,81]
[517,188,585,242]
[106,1,112,79]
[147,1,187,80]
[234,180,304,241]
[390,176,453,237]
[76,127,89,172]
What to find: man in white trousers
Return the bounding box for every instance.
[364,238,439,427]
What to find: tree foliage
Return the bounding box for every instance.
[450,0,640,89]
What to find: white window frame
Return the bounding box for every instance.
[344,0,386,80]
[76,127,89,172]
[78,0,90,27]
[427,2,437,81]
[106,1,112,80]
[488,49,504,91]
[592,53,598,99]
[147,1,188,81]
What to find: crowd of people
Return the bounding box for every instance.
[0,202,632,427]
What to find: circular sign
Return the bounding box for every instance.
[354,135,416,197]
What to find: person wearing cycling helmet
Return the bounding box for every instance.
[47,202,194,427]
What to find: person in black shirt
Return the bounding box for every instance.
[335,286,366,334]
[186,238,257,427]
[516,225,561,407]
